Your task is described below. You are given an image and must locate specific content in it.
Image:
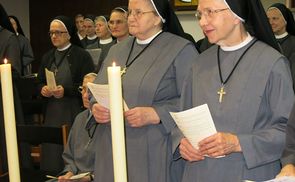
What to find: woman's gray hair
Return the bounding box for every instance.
[84,72,97,80]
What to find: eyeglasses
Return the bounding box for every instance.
[48,31,68,37]
[78,86,87,93]
[127,9,155,19]
[195,8,229,20]
[108,19,126,26]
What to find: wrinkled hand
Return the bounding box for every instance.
[92,103,110,123]
[52,85,64,98]
[124,107,160,127]
[58,171,73,182]
[198,132,241,158]
[179,138,204,162]
[41,85,53,97]
[276,164,295,178]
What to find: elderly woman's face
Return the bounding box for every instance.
[197,0,239,46]
[127,0,161,40]
[49,21,71,49]
[95,20,111,39]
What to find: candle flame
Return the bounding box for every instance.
[112,62,116,67]
[4,58,7,64]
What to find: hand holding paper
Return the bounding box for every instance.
[170,104,234,158]
[170,104,217,149]
[92,103,111,124]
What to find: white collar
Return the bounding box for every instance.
[57,43,71,51]
[136,30,162,45]
[275,32,288,39]
[77,32,84,40]
[100,37,113,44]
[221,33,254,51]
[87,35,97,40]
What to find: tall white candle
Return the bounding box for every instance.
[107,62,127,182]
[0,58,21,182]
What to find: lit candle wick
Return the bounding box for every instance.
[4,58,7,64]
[112,62,116,67]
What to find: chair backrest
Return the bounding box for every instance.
[16,124,69,146]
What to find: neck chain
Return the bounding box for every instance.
[85,123,98,148]
[52,46,72,76]
[217,39,257,103]
[120,32,163,76]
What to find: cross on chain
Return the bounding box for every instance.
[217,86,226,103]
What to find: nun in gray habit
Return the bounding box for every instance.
[90,0,199,181]
[172,0,294,181]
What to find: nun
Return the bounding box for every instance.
[0,3,23,174]
[94,15,116,72]
[81,15,98,49]
[173,0,294,181]
[37,15,94,172]
[267,3,295,91]
[90,0,199,181]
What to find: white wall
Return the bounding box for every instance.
[176,0,286,42]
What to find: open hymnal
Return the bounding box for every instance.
[45,68,57,90]
[170,104,217,150]
[46,172,91,180]
[86,48,102,66]
[87,82,129,111]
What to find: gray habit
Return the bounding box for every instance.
[173,39,294,182]
[96,40,116,72]
[62,109,97,174]
[92,32,199,182]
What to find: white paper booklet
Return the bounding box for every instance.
[170,104,217,149]
[46,172,91,180]
[87,82,129,111]
[69,172,91,180]
[45,68,57,90]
